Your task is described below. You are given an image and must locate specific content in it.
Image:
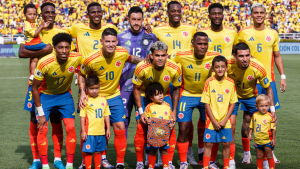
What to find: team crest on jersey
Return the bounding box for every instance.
[68,66,74,73]
[86,144,90,150]
[115,60,122,67]
[263,119,267,124]
[101,102,105,107]
[225,88,230,94]
[27,102,32,108]
[182,31,189,37]
[247,75,254,81]
[205,133,211,139]
[204,63,211,70]
[224,36,230,43]
[143,39,149,45]
[266,35,271,42]
[163,75,170,82]
[178,113,184,119]
[164,111,168,116]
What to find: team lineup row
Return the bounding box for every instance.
[19,1,287,169]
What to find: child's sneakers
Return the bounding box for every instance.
[241,151,252,164]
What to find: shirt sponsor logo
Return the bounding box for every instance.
[248,37,255,41]
[147,76,153,81]
[68,66,74,73]
[165,33,171,37]
[211,89,216,93]
[115,60,122,67]
[125,40,131,45]
[52,72,57,76]
[163,75,170,82]
[182,31,188,37]
[84,32,90,36]
[266,35,272,42]
[224,36,230,43]
[99,66,105,70]
[187,64,193,69]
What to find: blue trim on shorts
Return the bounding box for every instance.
[23,84,36,112]
[257,81,281,109]
[107,95,126,123]
[203,128,233,143]
[25,42,46,51]
[82,135,107,153]
[254,142,274,151]
[177,96,206,122]
[233,97,258,116]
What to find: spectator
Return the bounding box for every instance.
[0,34,4,44]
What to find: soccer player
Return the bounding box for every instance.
[201,56,238,169]
[144,82,175,169]
[31,33,82,169]
[200,4,239,167]
[248,94,276,169]
[174,32,221,169]
[80,75,111,169]
[66,2,118,168]
[133,41,181,169]
[238,3,284,164]
[78,28,144,169]
[19,2,74,169]
[117,6,157,137]
[227,43,275,169]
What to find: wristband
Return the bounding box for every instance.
[36,106,45,116]
[270,106,275,113]
[281,74,286,80]
[138,107,144,115]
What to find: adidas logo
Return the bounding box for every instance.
[99,66,104,70]
[120,148,126,151]
[69,138,76,143]
[248,37,255,41]
[165,33,171,37]
[164,164,168,167]
[222,136,226,139]
[209,38,212,42]
[153,111,156,114]
[31,143,36,146]
[90,104,94,107]
[122,115,126,119]
[125,40,131,45]
[170,144,175,148]
[136,147,141,150]
[84,32,90,36]
[147,76,153,80]
[52,72,57,76]
[231,73,236,77]
[211,89,216,93]
[275,102,279,107]
[41,142,46,146]
[187,64,193,69]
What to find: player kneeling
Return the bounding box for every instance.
[201,56,238,169]
[248,94,276,169]
[144,82,175,169]
[80,75,111,169]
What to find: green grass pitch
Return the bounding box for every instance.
[0,55,299,169]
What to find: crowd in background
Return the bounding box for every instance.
[1,0,300,37]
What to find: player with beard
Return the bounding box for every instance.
[117,6,157,138]
[19,2,75,169]
[200,4,239,168]
[238,3,284,168]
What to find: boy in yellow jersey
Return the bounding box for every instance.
[238,3,282,164]
[78,28,143,169]
[133,41,181,169]
[144,82,175,169]
[152,1,196,60]
[23,4,48,81]
[228,43,275,168]
[200,3,239,59]
[201,56,238,169]
[32,33,83,169]
[174,32,221,168]
[80,75,111,169]
[248,94,276,169]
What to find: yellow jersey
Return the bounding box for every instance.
[132,60,182,97]
[80,95,111,135]
[41,26,76,51]
[250,112,276,145]
[152,23,196,60]
[145,101,172,120]
[238,26,280,82]
[227,58,270,98]
[66,23,119,58]
[24,21,43,46]
[80,47,130,99]
[34,52,83,95]
[200,26,239,58]
[201,76,238,130]
[174,50,221,97]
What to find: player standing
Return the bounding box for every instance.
[19,2,75,169]
[117,6,157,137]
[31,33,82,169]
[238,3,285,165]
[133,41,181,169]
[200,4,239,168]
[78,28,144,169]
[227,43,275,169]
[174,32,221,169]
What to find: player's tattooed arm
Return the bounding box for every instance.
[171,86,180,122]
[19,44,53,58]
[78,72,88,108]
[128,55,144,64]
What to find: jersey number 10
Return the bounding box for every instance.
[95,108,103,118]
